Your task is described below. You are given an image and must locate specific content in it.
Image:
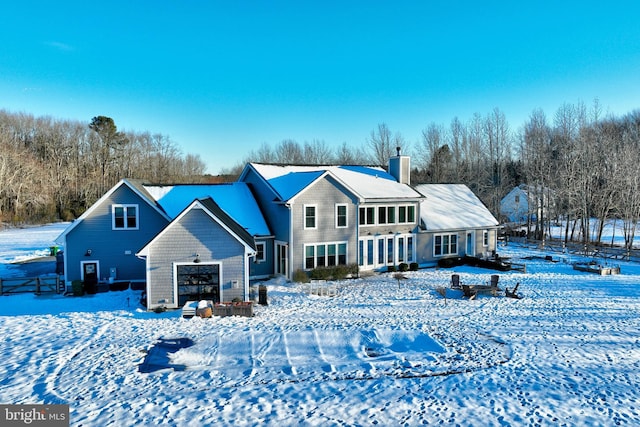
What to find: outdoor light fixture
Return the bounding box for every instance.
[85,249,92,256]
[194,254,201,263]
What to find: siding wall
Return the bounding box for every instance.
[289,176,358,272]
[242,168,291,243]
[250,238,274,279]
[415,228,499,266]
[65,184,168,284]
[146,208,247,308]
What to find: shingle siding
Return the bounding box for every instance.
[290,176,358,271]
[146,208,247,308]
[65,184,168,284]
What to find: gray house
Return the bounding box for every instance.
[57,152,500,311]
[415,184,499,263]
[238,153,425,277]
[136,198,256,310]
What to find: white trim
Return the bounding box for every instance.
[335,203,348,228]
[173,261,222,308]
[303,241,348,270]
[254,241,266,263]
[137,199,256,258]
[80,260,100,281]
[358,203,417,227]
[55,178,170,244]
[275,240,289,277]
[358,233,416,269]
[466,231,475,256]
[111,204,139,230]
[433,233,459,257]
[303,204,318,230]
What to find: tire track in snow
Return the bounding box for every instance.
[32,316,113,404]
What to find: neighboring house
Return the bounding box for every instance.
[136,198,256,310]
[500,184,555,224]
[415,184,500,263]
[238,152,424,277]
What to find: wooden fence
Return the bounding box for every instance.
[0,276,64,295]
[505,237,640,263]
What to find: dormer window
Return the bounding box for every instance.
[112,204,138,230]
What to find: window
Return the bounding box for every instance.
[397,205,416,224]
[387,207,396,224]
[434,233,458,256]
[359,206,375,225]
[336,204,348,228]
[359,204,413,226]
[338,243,347,265]
[112,204,138,230]
[255,242,266,262]
[317,244,326,266]
[378,206,387,224]
[305,242,348,269]
[305,246,315,269]
[483,230,489,247]
[407,205,415,223]
[304,205,317,229]
[367,239,374,265]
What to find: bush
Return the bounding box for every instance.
[398,263,409,272]
[409,262,419,271]
[307,264,359,281]
[387,265,396,272]
[293,269,310,283]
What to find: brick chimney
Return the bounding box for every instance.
[388,146,410,185]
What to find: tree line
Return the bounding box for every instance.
[0,110,206,223]
[224,101,640,249]
[2,102,639,251]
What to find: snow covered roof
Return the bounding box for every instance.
[143,183,271,237]
[416,184,499,231]
[248,163,423,202]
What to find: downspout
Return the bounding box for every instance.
[287,202,293,279]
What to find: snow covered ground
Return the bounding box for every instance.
[1,224,640,426]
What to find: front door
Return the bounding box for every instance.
[275,242,288,277]
[176,263,220,306]
[466,232,474,256]
[82,261,99,294]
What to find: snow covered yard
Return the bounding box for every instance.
[1,224,640,426]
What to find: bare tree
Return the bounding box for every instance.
[303,139,333,165]
[367,123,403,167]
[275,139,304,164]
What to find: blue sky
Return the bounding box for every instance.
[2,1,639,173]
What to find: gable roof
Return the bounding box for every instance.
[142,182,271,237]
[242,163,423,202]
[137,197,256,258]
[55,178,170,244]
[416,184,499,231]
